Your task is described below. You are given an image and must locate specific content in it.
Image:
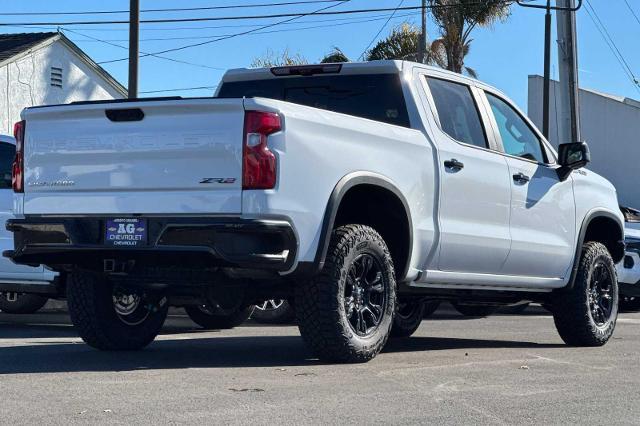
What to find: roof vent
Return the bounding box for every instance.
[50,66,63,88]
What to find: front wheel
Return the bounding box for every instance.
[67,271,168,351]
[0,293,48,314]
[553,242,618,346]
[296,225,396,363]
[185,304,254,329]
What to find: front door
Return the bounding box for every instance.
[483,92,576,278]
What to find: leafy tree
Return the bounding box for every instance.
[320,47,350,63]
[428,0,512,77]
[250,49,308,68]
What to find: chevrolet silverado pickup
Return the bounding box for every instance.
[5,61,625,362]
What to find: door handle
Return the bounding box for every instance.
[444,159,464,171]
[513,172,530,184]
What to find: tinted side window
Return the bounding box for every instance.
[217,74,410,127]
[486,93,547,163]
[0,142,14,189]
[425,77,488,148]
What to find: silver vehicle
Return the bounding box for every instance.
[0,135,58,314]
[618,207,640,311]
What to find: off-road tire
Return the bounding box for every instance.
[0,293,48,314]
[66,270,168,351]
[452,303,497,318]
[185,305,254,329]
[553,242,618,346]
[295,225,396,363]
[391,301,425,338]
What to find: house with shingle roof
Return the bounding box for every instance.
[0,32,126,134]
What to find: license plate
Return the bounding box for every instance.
[105,218,147,247]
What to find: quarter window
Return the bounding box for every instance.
[486,93,547,163]
[425,77,488,149]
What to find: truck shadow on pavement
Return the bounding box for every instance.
[0,331,564,375]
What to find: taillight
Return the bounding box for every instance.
[243,111,281,190]
[12,120,25,193]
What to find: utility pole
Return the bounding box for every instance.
[418,0,426,63]
[542,0,552,139]
[128,0,140,99]
[556,0,581,143]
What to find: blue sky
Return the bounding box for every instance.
[2,0,639,110]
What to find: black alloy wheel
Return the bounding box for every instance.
[344,253,387,337]
[588,262,615,326]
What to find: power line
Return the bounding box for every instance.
[0,1,346,16]
[61,28,225,70]
[99,0,353,65]
[583,0,640,94]
[98,1,511,65]
[623,0,640,27]
[44,11,419,32]
[0,3,512,27]
[359,0,405,60]
[67,12,418,43]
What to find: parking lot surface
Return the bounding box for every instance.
[1,306,639,425]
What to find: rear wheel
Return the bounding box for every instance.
[295,225,395,363]
[0,293,48,314]
[391,301,425,338]
[553,242,618,346]
[252,299,295,324]
[67,270,168,351]
[452,302,497,318]
[185,304,254,329]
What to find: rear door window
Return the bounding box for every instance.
[217,74,410,128]
[425,77,488,149]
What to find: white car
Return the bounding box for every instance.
[5,61,624,362]
[618,208,640,311]
[0,135,57,314]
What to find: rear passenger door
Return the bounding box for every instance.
[423,76,512,274]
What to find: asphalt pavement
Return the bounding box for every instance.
[1,305,639,425]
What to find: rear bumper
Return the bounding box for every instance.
[4,216,297,272]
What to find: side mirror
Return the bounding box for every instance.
[557,141,590,181]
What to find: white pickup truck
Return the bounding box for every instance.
[0,134,58,314]
[5,61,625,362]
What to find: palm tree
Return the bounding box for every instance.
[428,0,512,77]
[365,23,438,63]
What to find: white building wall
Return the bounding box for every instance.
[528,75,640,208]
[0,39,123,134]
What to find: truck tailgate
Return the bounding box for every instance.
[21,99,245,215]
